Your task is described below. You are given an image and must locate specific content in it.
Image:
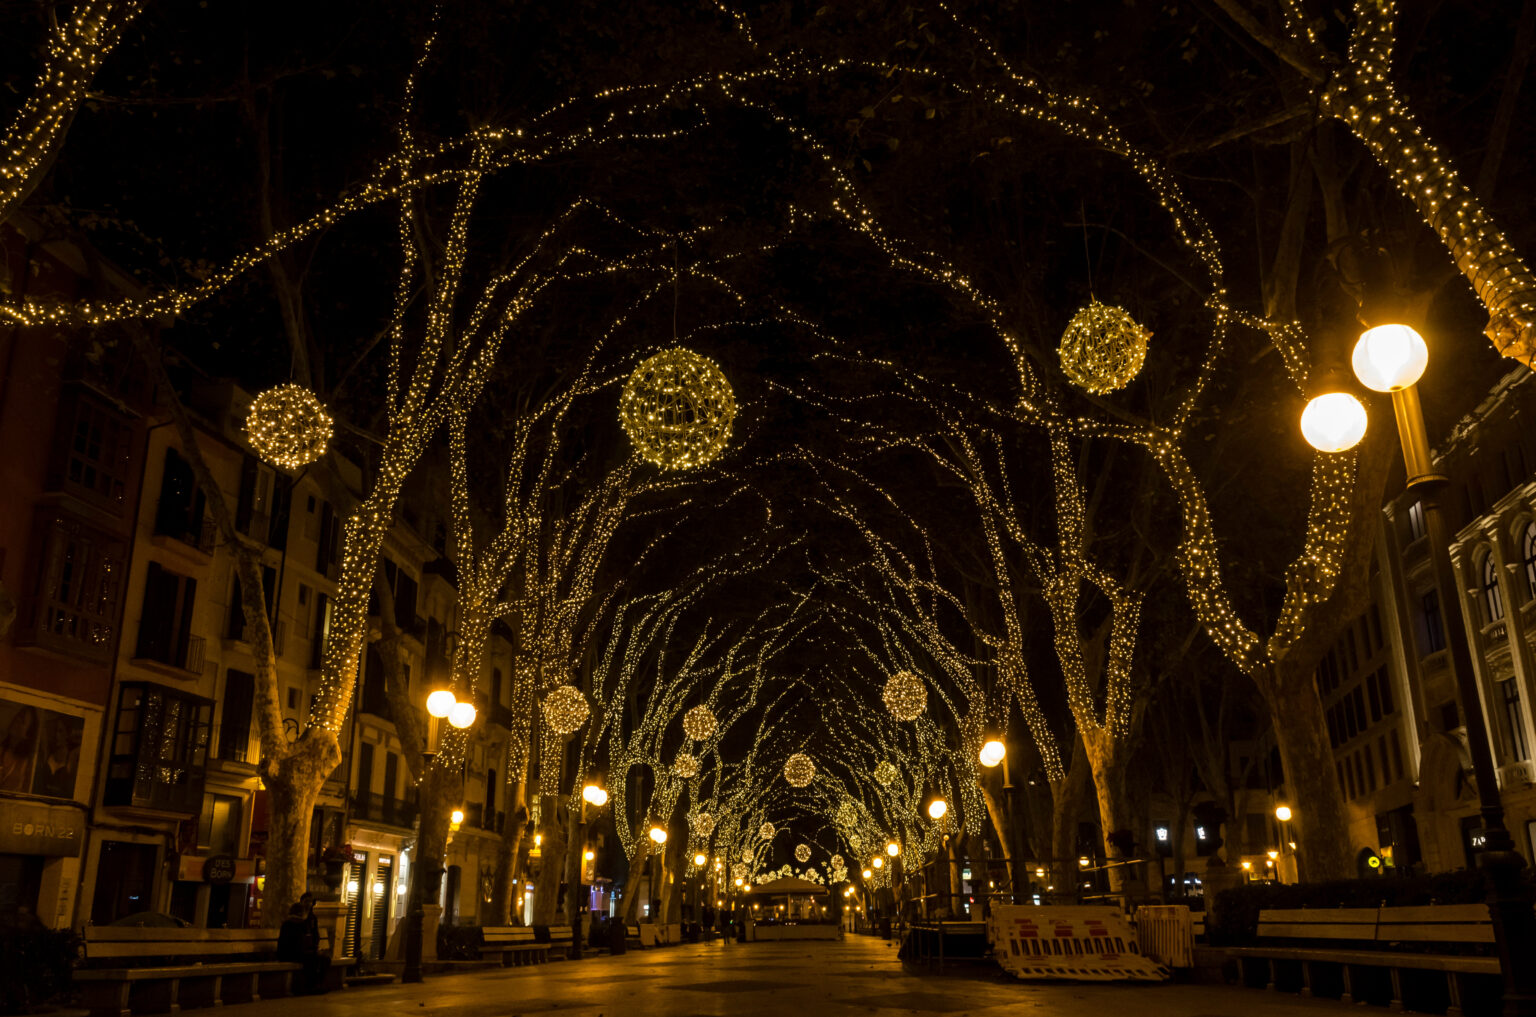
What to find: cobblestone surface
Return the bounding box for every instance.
[238,935,1351,1017]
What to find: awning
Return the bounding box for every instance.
[746,876,829,895]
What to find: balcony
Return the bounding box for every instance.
[351,792,418,830]
[103,681,212,816]
[132,633,206,679]
[152,501,216,558]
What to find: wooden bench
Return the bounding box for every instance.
[904,921,989,972]
[546,925,573,960]
[1227,905,1498,1016]
[75,928,301,1017]
[480,926,550,967]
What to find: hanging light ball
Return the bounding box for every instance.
[882,671,927,721]
[619,347,736,470]
[795,843,812,863]
[542,685,590,734]
[246,383,333,469]
[873,761,899,786]
[759,822,776,840]
[830,854,844,869]
[732,862,747,879]
[741,846,755,862]
[1058,299,1152,394]
[783,752,816,787]
[691,812,715,837]
[673,752,700,778]
[683,704,717,741]
[836,800,858,827]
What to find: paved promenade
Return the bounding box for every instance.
[229,935,1355,1017]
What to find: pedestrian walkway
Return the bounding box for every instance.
[225,934,1355,1017]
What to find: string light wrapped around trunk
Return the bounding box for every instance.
[873,761,899,786]
[619,347,736,470]
[795,843,811,863]
[673,752,700,778]
[1057,299,1152,394]
[542,684,590,734]
[881,670,927,721]
[683,704,717,741]
[783,752,816,787]
[245,383,333,469]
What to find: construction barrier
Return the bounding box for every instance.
[1134,904,1195,968]
[988,905,1168,982]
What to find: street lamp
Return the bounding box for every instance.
[978,740,1006,768]
[927,799,948,821]
[405,686,476,985]
[872,857,884,870]
[1299,391,1368,453]
[1274,805,1293,823]
[886,841,900,857]
[581,784,608,807]
[1343,322,1536,1014]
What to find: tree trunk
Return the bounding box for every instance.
[978,781,1017,896]
[1083,730,1135,895]
[260,736,337,926]
[561,804,584,924]
[489,775,529,924]
[1049,741,1091,894]
[662,834,686,924]
[622,836,651,924]
[1259,660,1354,880]
[531,795,567,926]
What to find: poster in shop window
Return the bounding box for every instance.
[0,697,84,799]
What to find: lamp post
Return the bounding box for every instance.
[1307,323,1536,1015]
[402,688,476,984]
[648,826,667,925]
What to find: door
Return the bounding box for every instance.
[91,841,158,924]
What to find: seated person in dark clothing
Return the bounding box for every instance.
[276,903,330,994]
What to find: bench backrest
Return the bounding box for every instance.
[548,925,573,944]
[482,926,536,944]
[1256,908,1378,941]
[1376,904,1492,944]
[83,928,280,961]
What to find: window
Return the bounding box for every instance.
[315,501,340,574]
[1524,521,1536,600]
[295,584,312,638]
[491,668,503,708]
[1503,679,1530,762]
[310,592,332,669]
[1378,666,1394,715]
[134,562,199,670]
[225,567,276,641]
[1420,589,1446,654]
[1378,737,1391,783]
[53,389,132,511]
[153,448,209,551]
[18,510,126,663]
[287,687,299,710]
[1370,605,1384,655]
[103,681,212,814]
[1346,628,1360,673]
[1390,732,1404,781]
[198,793,244,855]
[1408,501,1427,541]
[1353,686,1367,732]
[371,559,418,631]
[1483,553,1505,623]
[1367,671,1382,722]
[218,670,255,763]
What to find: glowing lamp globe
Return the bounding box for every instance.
[886,841,901,857]
[928,799,948,821]
[649,826,668,845]
[872,857,884,870]
[448,700,477,729]
[1352,324,1428,392]
[862,868,873,879]
[694,853,708,867]
[734,877,744,887]
[450,809,465,825]
[246,383,333,470]
[426,690,456,718]
[1300,392,1367,453]
[619,347,736,470]
[1275,805,1293,822]
[978,740,1006,768]
[582,784,609,807]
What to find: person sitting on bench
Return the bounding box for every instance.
[277,903,330,994]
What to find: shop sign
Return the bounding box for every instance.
[203,854,236,883]
[0,801,85,856]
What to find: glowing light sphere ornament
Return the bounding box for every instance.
[882,671,927,721]
[246,383,333,469]
[619,347,735,470]
[873,761,899,786]
[795,844,811,863]
[542,685,590,734]
[1058,300,1152,394]
[759,822,776,840]
[830,854,844,869]
[673,752,700,778]
[683,704,717,741]
[691,812,715,837]
[783,753,816,787]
